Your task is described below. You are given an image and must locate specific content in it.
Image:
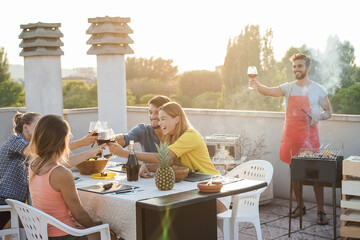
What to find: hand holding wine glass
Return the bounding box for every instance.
[247,66,258,90]
[89,121,98,135]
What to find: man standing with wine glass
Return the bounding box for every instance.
[114,95,170,176]
[249,53,333,225]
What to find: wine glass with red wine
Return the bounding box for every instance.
[97,129,110,158]
[89,121,108,136]
[105,128,117,159]
[247,66,258,89]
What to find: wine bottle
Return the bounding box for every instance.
[126,140,139,181]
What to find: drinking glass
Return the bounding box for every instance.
[99,121,108,131]
[89,121,97,134]
[89,121,108,136]
[247,66,258,89]
[97,129,110,158]
[97,129,111,146]
[108,129,116,142]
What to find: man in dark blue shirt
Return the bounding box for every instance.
[115,95,170,153]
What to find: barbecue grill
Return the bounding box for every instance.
[291,147,344,187]
[289,147,343,240]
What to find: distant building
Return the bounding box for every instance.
[62,67,97,84]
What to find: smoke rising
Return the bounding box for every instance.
[307,35,345,95]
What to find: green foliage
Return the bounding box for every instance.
[0,47,11,84]
[155,142,171,167]
[0,81,25,107]
[178,70,222,98]
[0,47,24,107]
[190,92,220,109]
[319,36,358,93]
[127,78,174,104]
[170,93,192,108]
[330,84,360,114]
[63,80,96,108]
[138,94,156,106]
[62,81,137,108]
[126,57,178,82]
[219,25,283,111]
[126,88,136,106]
[222,25,261,97]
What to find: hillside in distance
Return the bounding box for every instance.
[8,64,97,84]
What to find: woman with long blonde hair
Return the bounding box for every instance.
[28,115,106,240]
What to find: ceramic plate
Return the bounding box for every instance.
[90,172,116,179]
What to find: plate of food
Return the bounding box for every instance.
[90,172,116,179]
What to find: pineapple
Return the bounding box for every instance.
[155,142,175,190]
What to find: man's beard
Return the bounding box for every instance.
[294,71,306,80]
[152,125,160,129]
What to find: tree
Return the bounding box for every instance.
[222,25,261,94]
[178,70,222,98]
[126,57,178,82]
[319,36,358,93]
[219,25,282,111]
[0,47,25,107]
[126,88,136,106]
[0,47,11,84]
[63,80,96,109]
[126,78,173,103]
[330,84,360,114]
[0,81,25,107]
[190,92,220,109]
[62,80,138,108]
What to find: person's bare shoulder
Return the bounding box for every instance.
[50,165,74,185]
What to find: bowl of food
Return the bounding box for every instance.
[172,166,190,183]
[144,164,189,182]
[76,158,109,175]
[197,181,223,193]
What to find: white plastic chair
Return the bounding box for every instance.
[0,204,20,240]
[6,199,111,240]
[217,160,274,240]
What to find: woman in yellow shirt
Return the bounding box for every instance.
[109,102,230,213]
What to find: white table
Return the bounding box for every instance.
[74,166,200,240]
[73,162,266,240]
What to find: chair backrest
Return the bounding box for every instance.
[6,199,59,240]
[0,204,20,239]
[226,160,274,187]
[6,199,111,240]
[226,160,274,221]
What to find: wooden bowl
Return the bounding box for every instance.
[76,159,109,175]
[197,181,223,193]
[145,164,189,183]
[172,166,189,183]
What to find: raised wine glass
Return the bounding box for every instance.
[97,129,110,158]
[107,128,117,159]
[89,121,97,135]
[108,129,116,142]
[247,66,258,90]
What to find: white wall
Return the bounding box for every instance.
[1,107,360,205]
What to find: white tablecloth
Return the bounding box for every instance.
[74,167,200,240]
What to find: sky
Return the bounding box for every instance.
[1,0,359,73]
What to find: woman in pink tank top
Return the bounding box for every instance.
[27,115,114,240]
